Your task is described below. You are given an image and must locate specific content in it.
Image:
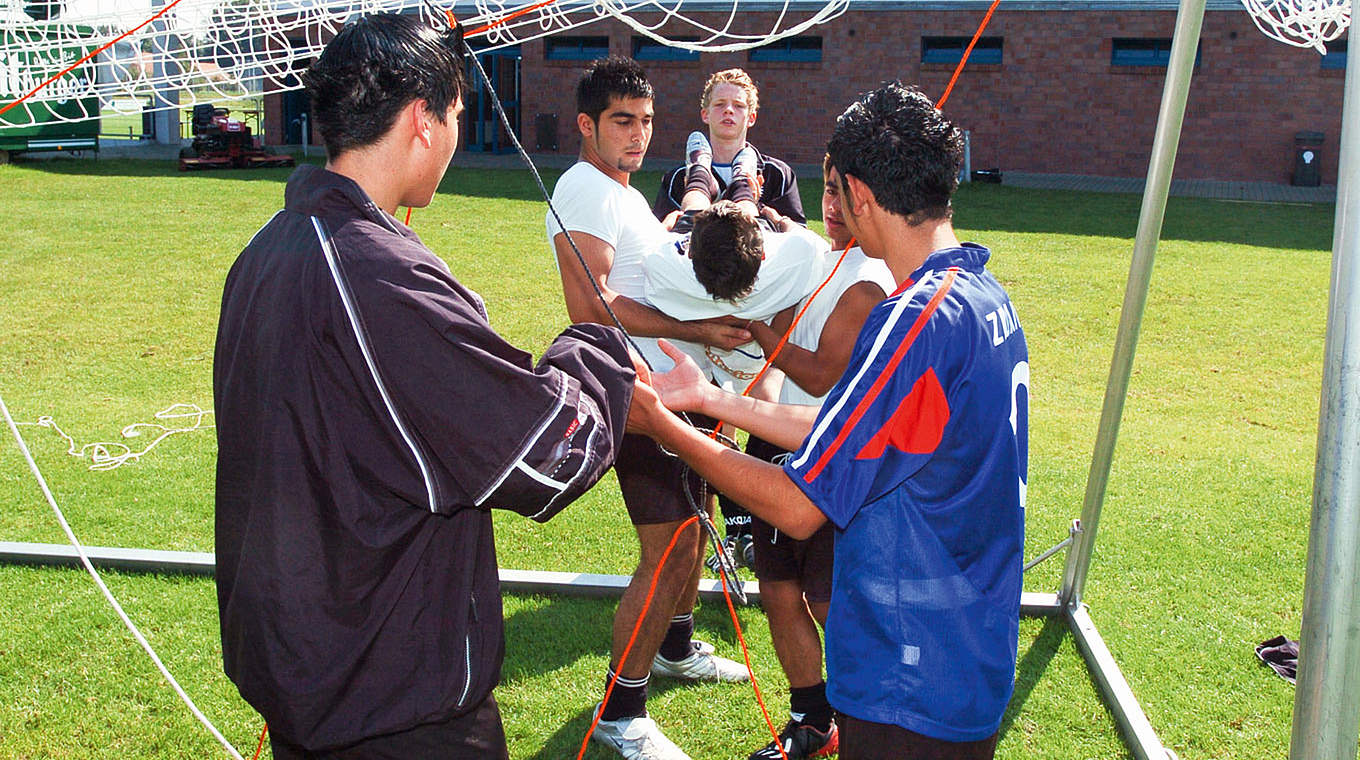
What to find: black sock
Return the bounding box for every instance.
[727,174,758,205]
[658,613,695,662]
[790,682,833,731]
[685,164,718,199]
[600,668,648,721]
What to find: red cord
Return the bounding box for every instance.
[0,0,190,117]
[716,555,790,760]
[464,0,558,36]
[249,724,268,760]
[577,516,700,760]
[935,0,1003,110]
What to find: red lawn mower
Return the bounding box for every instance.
[179,104,295,171]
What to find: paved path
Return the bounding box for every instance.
[43,140,1341,204]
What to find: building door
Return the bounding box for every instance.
[467,47,520,153]
[281,67,312,146]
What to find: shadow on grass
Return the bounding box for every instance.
[998,616,1066,742]
[13,155,1334,251]
[500,589,745,684]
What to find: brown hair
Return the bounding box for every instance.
[689,201,764,302]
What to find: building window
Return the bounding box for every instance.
[632,36,700,62]
[748,36,822,63]
[921,36,1003,65]
[1111,38,1201,67]
[1322,40,1347,69]
[545,36,609,61]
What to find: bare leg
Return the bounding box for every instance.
[762,580,826,688]
[612,518,704,679]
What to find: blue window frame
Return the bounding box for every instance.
[921,36,1003,65]
[748,36,821,63]
[1111,38,1201,67]
[632,36,700,62]
[545,35,609,61]
[1322,40,1347,69]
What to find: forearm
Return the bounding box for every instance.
[696,387,818,451]
[650,412,826,539]
[766,341,839,399]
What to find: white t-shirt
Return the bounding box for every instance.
[780,246,897,406]
[642,224,830,321]
[642,224,830,391]
[547,161,674,368]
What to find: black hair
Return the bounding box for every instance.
[826,82,964,225]
[576,56,654,123]
[689,201,764,302]
[302,13,468,158]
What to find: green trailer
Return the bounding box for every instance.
[0,24,100,159]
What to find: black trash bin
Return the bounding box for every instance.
[1294,131,1325,187]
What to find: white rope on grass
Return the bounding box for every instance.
[0,390,245,760]
[14,403,214,471]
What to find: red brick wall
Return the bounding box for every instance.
[519,10,1346,184]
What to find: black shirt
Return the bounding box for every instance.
[653,144,806,224]
[214,165,633,750]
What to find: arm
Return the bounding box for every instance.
[552,230,751,349]
[760,158,806,225]
[652,339,819,451]
[748,281,887,398]
[630,379,827,539]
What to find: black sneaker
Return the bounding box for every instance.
[747,719,838,759]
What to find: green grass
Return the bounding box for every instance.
[0,155,1339,758]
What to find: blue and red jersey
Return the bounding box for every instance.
[784,243,1029,742]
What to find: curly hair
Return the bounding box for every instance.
[302,13,467,159]
[688,201,764,302]
[700,68,759,115]
[576,56,654,123]
[826,82,964,225]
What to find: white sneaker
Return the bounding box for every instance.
[592,706,692,760]
[651,640,750,682]
[732,143,761,188]
[685,130,712,170]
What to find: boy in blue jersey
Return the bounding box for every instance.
[625,83,1029,759]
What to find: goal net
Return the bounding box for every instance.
[0,0,848,128]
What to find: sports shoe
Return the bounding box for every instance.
[592,706,692,760]
[732,143,761,189]
[652,640,750,682]
[705,533,754,575]
[685,130,713,170]
[747,719,839,760]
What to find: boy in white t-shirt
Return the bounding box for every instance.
[546,57,753,760]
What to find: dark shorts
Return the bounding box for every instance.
[743,436,834,602]
[270,693,509,760]
[615,413,717,526]
[838,714,998,760]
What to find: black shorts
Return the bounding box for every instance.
[742,435,835,602]
[615,413,717,526]
[270,693,509,760]
[838,714,997,760]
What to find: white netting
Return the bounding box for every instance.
[0,0,848,128]
[1241,0,1350,54]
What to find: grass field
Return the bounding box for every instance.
[0,154,1339,759]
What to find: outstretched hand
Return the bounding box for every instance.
[652,340,712,413]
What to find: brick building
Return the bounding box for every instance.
[265,0,1347,184]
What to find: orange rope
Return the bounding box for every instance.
[577,516,700,760]
[249,724,268,760]
[0,0,190,117]
[716,552,790,760]
[935,0,1004,110]
[464,0,558,36]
